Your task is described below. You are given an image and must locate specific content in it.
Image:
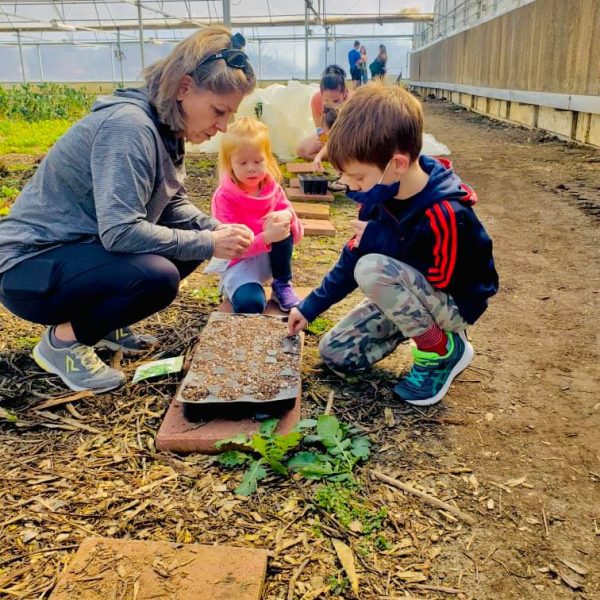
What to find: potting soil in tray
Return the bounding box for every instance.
[176,313,301,420]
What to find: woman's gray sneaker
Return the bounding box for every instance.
[95,327,160,356]
[33,328,126,393]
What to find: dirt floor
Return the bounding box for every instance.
[0,99,599,599]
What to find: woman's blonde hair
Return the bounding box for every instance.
[144,25,256,132]
[218,117,282,184]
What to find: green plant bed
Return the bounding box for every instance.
[0,120,72,154]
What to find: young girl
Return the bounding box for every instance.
[211,117,303,313]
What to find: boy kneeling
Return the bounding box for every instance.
[289,84,498,406]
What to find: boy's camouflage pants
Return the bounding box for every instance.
[319,254,468,371]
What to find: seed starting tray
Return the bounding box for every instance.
[176,313,302,421]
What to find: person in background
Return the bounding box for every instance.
[359,45,369,86]
[0,26,256,393]
[312,106,340,172]
[369,44,388,80]
[211,117,304,313]
[296,65,352,161]
[348,40,363,89]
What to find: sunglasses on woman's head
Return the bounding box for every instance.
[193,48,249,72]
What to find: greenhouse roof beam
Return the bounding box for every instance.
[0,12,433,32]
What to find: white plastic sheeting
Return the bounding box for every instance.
[190,81,450,160]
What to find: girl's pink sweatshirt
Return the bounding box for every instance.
[211,172,304,267]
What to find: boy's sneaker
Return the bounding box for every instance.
[271,279,301,312]
[393,330,474,406]
[33,328,126,393]
[95,326,159,356]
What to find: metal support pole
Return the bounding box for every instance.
[257,39,262,83]
[109,43,115,83]
[117,29,125,86]
[37,44,44,82]
[223,0,231,27]
[16,30,26,82]
[137,0,145,69]
[304,0,309,83]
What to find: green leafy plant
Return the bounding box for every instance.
[306,316,334,336]
[216,418,303,496]
[314,482,387,535]
[287,415,370,482]
[0,84,95,122]
[188,286,221,307]
[0,185,20,216]
[216,415,371,496]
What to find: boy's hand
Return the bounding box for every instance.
[263,218,291,244]
[351,220,368,246]
[288,307,308,335]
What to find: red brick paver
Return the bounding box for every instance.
[50,537,267,600]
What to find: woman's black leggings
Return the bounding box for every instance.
[0,242,201,346]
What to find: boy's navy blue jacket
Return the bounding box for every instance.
[298,155,498,324]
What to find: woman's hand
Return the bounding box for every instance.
[288,307,308,335]
[211,224,254,259]
[351,219,368,246]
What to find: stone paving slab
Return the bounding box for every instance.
[285,162,317,174]
[301,218,336,236]
[284,187,334,203]
[49,537,268,600]
[291,201,330,220]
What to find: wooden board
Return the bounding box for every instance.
[410,0,600,96]
[50,537,268,600]
[301,218,336,236]
[292,202,330,220]
[284,187,334,203]
[285,162,317,174]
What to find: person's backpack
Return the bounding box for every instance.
[369,60,380,77]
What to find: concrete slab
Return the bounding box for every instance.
[290,177,300,188]
[302,218,336,236]
[292,202,330,220]
[286,162,317,174]
[49,537,268,600]
[284,187,334,202]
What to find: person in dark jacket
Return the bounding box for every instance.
[289,83,498,407]
[0,26,256,393]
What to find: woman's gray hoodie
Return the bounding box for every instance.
[0,88,219,274]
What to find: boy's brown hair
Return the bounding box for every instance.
[327,82,423,171]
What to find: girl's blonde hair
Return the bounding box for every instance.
[144,25,256,132]
[219,117,282,184]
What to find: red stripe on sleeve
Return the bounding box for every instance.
[437,201,458,287]
[426,208,442,274]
